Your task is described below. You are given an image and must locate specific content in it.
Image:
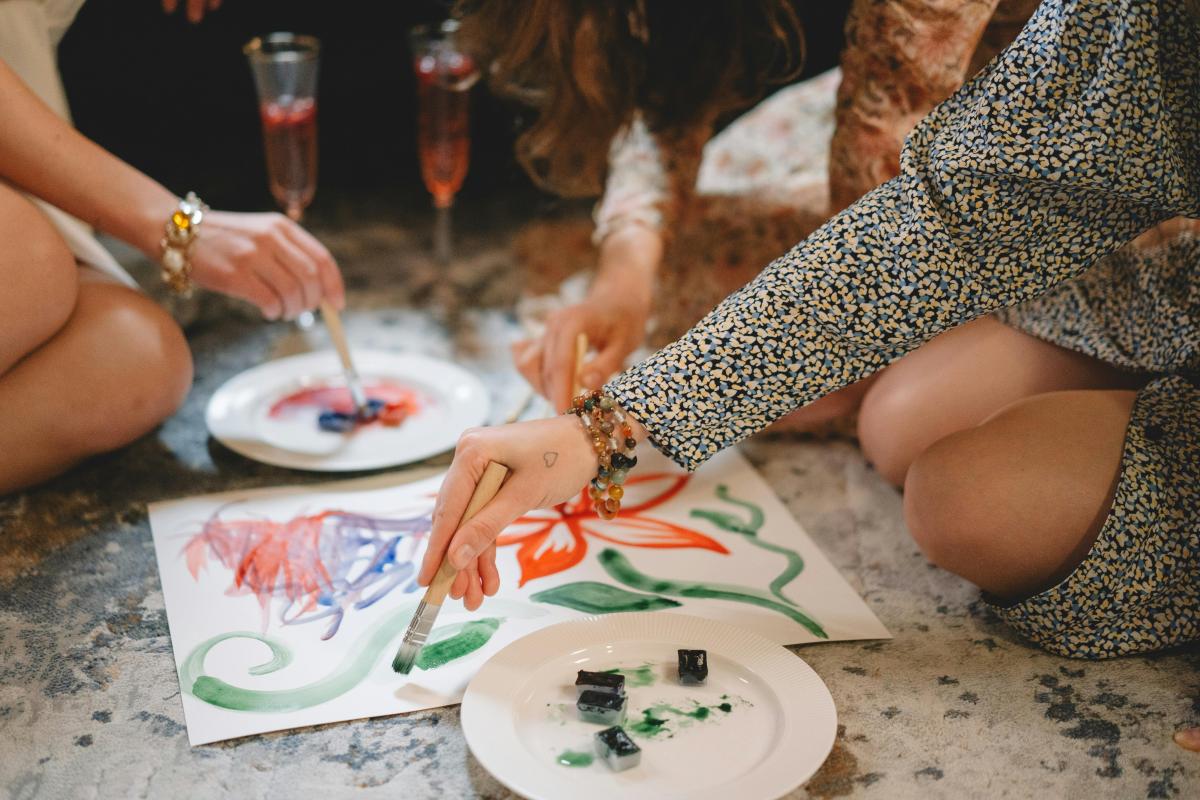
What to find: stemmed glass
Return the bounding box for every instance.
[410,20,478,264]
[244,33,321,326]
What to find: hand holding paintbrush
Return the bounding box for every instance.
[394,460,509,673]
[397,334,594,672]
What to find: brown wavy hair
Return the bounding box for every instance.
[457,0,804,197]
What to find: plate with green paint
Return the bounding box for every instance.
[461,612,836,800]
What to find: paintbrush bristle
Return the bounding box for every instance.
[392,599,438,674]
[392,640,421,675]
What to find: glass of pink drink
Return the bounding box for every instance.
[410,20,478,264]
[244,33,320,223]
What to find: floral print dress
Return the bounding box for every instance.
[607,0,1200,659]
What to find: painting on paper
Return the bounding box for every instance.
[148,448,889,745]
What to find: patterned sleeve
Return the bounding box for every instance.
[608,0,1200,471]
[591,112,711,246]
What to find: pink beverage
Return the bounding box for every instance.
[415,53,473,209]
[260,97,317,219]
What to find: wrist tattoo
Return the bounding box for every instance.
[543,451,559,468]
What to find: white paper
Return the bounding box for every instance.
[148,448,889,745]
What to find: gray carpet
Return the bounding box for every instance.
[1,212,1196,799]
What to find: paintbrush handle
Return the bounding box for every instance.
[573,332,588,399]
[424,461,510,605]
[320,300,368,410]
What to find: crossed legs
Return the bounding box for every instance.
[809,316,1145,602]
[0,182,192,493]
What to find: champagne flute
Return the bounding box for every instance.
[410,20,478,265]
[245,34,366,411]
[245,33,321,328]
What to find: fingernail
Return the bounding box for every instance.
[451,544,474,569]
[583,372,599,388]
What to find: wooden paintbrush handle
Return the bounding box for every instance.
[573,332,588,399]
[320,300,355,374]
[425,461,510,605]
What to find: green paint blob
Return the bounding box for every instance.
[415,618,502,670]
[602,663,656,688]
[691,484,806,605]
[625,699,739,738]
[597,548,828,639]
[530,581,681,614]
[180,602,418,713]
[629,709,670,737]
[555,749,594,767]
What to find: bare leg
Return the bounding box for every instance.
[0,184,193,493]
[857,316,1143,485]
[903,389,1134,600]
[771,376,877,434]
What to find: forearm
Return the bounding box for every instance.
[588,225,662,308]
[0,58,174,257]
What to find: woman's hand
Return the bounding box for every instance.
[513,294,650,413]
[189,211,345,320]
[513,225,659,412]
[416,415,601,610]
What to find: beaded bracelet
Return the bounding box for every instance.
[567,389,639,520]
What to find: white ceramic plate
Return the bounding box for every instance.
[462,613,836,800]
[205,350,489,471]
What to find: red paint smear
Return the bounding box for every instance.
[268,381,422,427]
[185,510,340,628]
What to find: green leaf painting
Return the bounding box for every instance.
[531,581,682,614]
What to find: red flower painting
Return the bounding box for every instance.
[497,473,730,586]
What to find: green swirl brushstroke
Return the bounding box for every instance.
[691,484,806,606]
[597,548,828,640]
[182,605,505,713]
[181,602,419,712]
[531,581,681,614]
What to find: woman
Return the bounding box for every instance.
[488,0,1056,416]
[420,0,1199,674]
[0,49,343,492]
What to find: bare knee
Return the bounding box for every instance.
[902,430,1009,590]
[0,191,79,369]
[64,284,193,454]
[858,376,928,486]
[901,390,1126,600]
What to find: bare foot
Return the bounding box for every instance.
[1175,727,1200,752]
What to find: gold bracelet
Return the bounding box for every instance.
[159,192,208,296]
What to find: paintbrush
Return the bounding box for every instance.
[320,299,370,417]
[573,332,588,400]
[393,460,510,674]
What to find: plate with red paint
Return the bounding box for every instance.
[205,349,489,471]
[462,613,837,800]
